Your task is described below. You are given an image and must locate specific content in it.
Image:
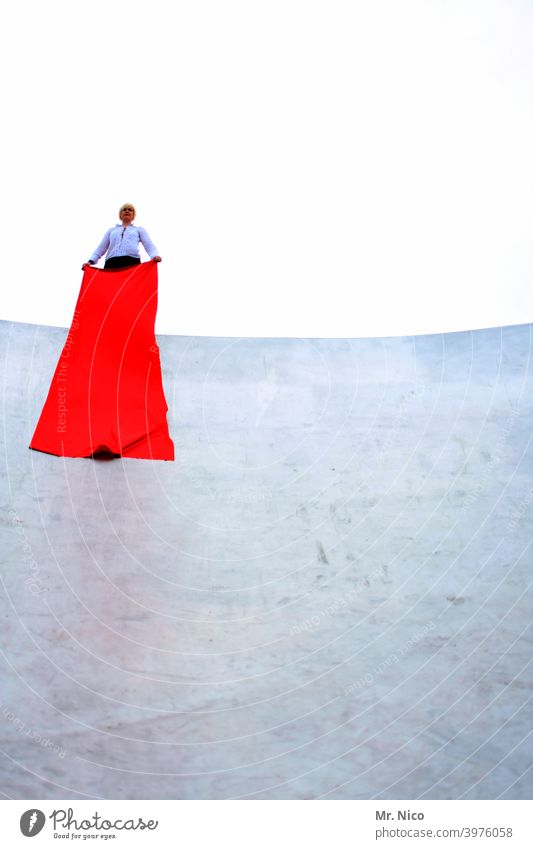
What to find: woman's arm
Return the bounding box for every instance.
[137,226,161,261]
[88,228,112,264]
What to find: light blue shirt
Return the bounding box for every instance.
[89,224,159,263]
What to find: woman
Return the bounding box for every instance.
[82,203,162,270]
[29,202,174,460]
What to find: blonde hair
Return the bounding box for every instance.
[119,203,136,219]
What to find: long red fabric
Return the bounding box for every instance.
[30,260,174,460]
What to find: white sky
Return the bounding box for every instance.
[1,0,533,337]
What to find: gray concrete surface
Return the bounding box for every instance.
[1,319,532,799]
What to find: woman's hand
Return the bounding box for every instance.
[81,261,95,270]
[153,256,162,262]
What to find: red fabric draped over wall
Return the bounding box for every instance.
[30,260,174,460]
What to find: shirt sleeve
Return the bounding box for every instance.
[137,226,159,259]
[89,228,112,263]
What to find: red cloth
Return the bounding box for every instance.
[30,260,174,460]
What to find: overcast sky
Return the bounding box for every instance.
[1,0,533,336]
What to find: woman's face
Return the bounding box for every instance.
[120,206,135,225]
